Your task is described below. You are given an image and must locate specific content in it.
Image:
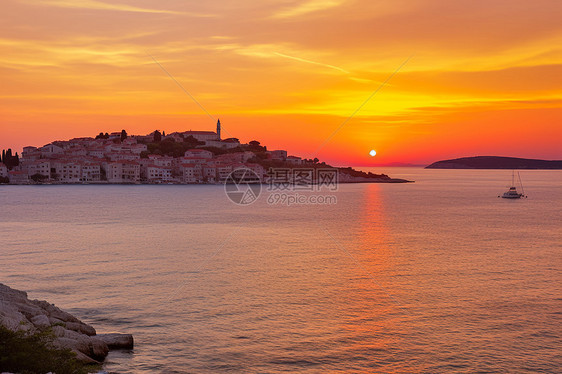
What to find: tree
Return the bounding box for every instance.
[183,135,204,145]
[153,130,162,143]
[162,130,166,137]
[120,129,128,142]
[2,149,19,169]
[313,157,319,164]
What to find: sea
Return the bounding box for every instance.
[1,168,560,373]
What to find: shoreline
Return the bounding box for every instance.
[0,178,416,187]
[0,178,414,186]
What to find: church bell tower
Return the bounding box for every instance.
[216,119,221,140]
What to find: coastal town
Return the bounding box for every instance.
[0,120,402,185]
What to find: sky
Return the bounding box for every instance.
[1,0,561,166]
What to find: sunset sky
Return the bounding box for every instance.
[1,0,561,165]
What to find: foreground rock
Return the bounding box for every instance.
[0,283,133,364]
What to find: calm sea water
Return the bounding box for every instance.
[1,168,560,373]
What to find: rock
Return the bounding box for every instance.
[97,333,134,349]
[0,312,28,332]
[48,317,65,326]
[30,314,50,329]
[51,325,66,337]
[74,350,101,364]
[90,337,110,359]
[0,283,132,364]
[75,335,93,355]
[66,321,96,336]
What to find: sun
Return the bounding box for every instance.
[369,149,377,157]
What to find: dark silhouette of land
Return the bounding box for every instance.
[426,156,562,169]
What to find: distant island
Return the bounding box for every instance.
[0,121,412,184]
[426,156,562,169]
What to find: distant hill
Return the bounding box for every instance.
[426,156,562,169]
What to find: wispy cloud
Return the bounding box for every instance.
[273,52,349,74]
[17,0,211,16]
[273,0,345,18]
[216,43,349,75]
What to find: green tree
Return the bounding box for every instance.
[153,130,162,143]
[0,325,99,374]
[2,149,19,169]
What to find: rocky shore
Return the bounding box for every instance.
[0,283,133,365]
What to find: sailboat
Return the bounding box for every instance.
[500,171,526,199]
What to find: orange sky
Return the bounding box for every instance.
[1,0,561,165]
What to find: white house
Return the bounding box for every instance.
[39,144,63,157]
[27,160,51,178]
[8,171,29,184]
[180,130,219,142]
[267,150,287,161]
[148,155,173,167]
[217,164,233,182]
[204,140,240,149]
[286,156,303,165]
[147,165,173,182]
[181,163,201,183]
[81,163,101,182]
[184,149,213,159]
[54,161,82,183]
[87,147,106,158]
[202,165,217,183]
[107,152,139,162]
[21,146,40,161]
[106,162,140,183]
[216,152,255,163]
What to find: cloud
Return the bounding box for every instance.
[17,0,211,16]
[273,52,349,74]
[273,0,345,18]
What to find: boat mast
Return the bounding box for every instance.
[517,171,525,195]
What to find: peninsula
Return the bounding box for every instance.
[426,156,562,169]
[0,121,412,184]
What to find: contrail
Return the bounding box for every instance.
[310,54,414,157]
[273,52,349,74]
